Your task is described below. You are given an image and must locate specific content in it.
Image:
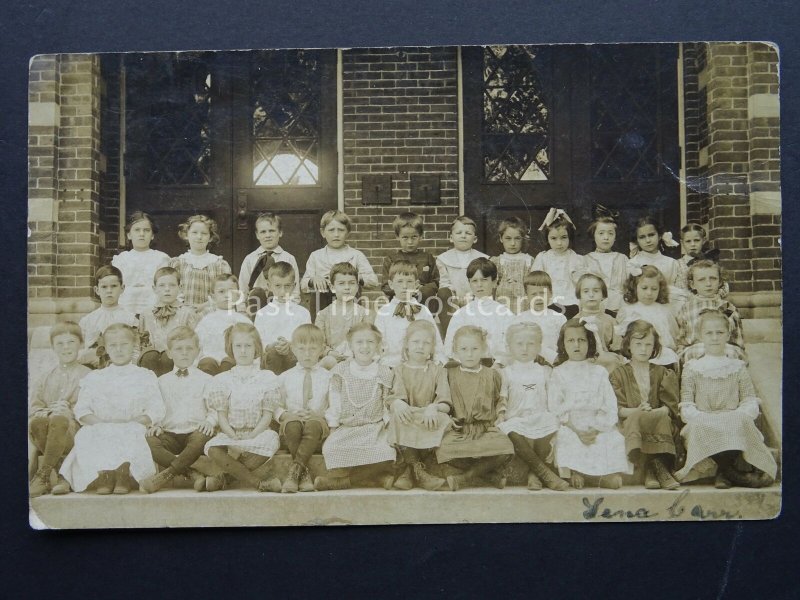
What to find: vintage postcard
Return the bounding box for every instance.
[27,42,781,528]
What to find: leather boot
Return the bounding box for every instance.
[412,462,446,491]
[30,467,52,498]
[281,462,303,494]
[140,469,175,494]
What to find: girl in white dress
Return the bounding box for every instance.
[531,208,599,318]
[60,323,165,494]
[112,211,170,315]
[490,216,536,314]
[203,323,282,492]
[615,265,680,368]
[498,322,568,491]
[550,318,632,489]
[628,216,688,312]
[315,322,397,491]
[586,213,628,315]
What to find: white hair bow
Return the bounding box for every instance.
[579,316,600,335]
[661,231,680,248]
[628,265,643,277]
[538,208,574,231]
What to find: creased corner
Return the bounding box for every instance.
[29,505,51,531]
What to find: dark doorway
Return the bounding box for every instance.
[121,49,338,275]
[462,44,679,256]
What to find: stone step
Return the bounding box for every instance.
[30,484,781,529]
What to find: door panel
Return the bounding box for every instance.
[463,44,679,257]
[229,50,337,276]
[122,50,337,276]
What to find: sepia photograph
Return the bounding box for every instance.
[26,42,782,528]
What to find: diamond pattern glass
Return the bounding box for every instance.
[590,46,661,181]
[482,45,552,183]
[125,53,212,185]
[251,50,321,186]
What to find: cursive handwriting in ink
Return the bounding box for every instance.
[582,497,658,520]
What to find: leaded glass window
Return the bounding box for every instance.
[250,50,322,186]
[482,45,552,183]
[590,46,662,181]
[125,53,212,185]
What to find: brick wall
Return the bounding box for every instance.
[28,55,61,299]
[682,42,781,296]
[28,54,103,302]
[341,47,460,285]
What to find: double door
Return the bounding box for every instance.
[462,44,680,256]
[123,50,338,275]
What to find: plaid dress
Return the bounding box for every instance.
[491,253,535,314]
[321,361,396,469]
[675,356,777,482]
[169,251,232,308]
[203,366,281,458]
[677,295,746,363]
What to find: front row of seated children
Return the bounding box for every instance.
[30,305,776,497]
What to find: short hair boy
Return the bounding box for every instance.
[381,212,440,303]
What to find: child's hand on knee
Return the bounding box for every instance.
[392,399,414,425]
[422,404,439,430]
[197,422,214,436]
[147,425,163,437]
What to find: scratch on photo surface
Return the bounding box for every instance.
[716,522,743,600]
[29,507,50,531]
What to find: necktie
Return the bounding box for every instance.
[248,250,275,290]
[152,304,177,325]
[302,368,313,406]
[393,302,422,322]
[176,368,189,378]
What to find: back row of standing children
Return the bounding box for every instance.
[30,205,773,498]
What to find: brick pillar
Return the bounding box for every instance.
[342,47,460,286]
[28,55,61,302]
[746,44,781,294]
[694,42,781,311]
[28,54,103,326]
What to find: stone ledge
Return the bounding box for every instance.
[29,485,781,529]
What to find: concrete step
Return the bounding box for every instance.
[30,484,781,529]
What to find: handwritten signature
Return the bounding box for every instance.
[582,490,743,521]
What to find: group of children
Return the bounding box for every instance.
[28,207,777,498]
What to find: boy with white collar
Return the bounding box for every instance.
[239,212,300,312]
[374,261,445,367]
[254,262,311,374]
[443,257,513,367]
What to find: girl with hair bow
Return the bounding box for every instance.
[628,216,689,314]
[532,208,600,319]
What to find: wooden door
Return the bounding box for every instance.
[124,51,233,261]
[123,50,338,277]
[227,50,338,277]
[462,44,680,257]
